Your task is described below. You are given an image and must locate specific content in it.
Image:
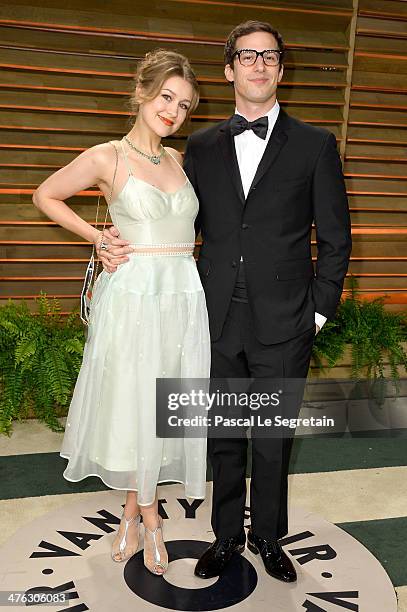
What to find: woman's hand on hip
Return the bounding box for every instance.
[95,226,133,273]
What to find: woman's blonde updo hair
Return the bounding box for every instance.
[130,49,199,120]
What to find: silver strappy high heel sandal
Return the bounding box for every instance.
[111,512,141,562]
[143,516,168,575]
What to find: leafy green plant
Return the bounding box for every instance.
[1,280,406,434]
[312,276,407,401]
[0,294,85,435]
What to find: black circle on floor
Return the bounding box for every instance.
[124,540,258,611]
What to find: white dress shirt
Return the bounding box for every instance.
[233,100,327,332]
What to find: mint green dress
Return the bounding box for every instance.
[60,141,210,505]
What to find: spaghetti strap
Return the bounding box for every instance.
[165,147,188,180]
[120,139,134,177]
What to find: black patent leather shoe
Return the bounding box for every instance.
[247,528,297,582]
[194,533,246,579]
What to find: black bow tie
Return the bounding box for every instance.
[230,114,269,139]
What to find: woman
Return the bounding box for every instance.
[32,49,210,575]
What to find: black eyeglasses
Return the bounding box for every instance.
[232,49,282,67]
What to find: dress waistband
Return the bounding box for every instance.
[128,242,195,256]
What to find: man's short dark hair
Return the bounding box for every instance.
[224,20,285,67]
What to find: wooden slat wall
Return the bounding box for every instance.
[0,0,405,313]
[344,0,407,311]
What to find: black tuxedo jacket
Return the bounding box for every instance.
[184,107,352,344]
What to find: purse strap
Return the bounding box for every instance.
[92,140,119,279]
[80,141,119,325]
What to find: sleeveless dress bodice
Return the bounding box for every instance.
[109,175,198,246]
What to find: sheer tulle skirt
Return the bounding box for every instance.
[60,254,210,505]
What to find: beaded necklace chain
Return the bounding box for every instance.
[124,135,166,165]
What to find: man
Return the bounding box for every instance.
[183,20,351,583]
[99,20,352,583]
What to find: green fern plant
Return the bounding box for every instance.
[0,294,85,435]
[312,276,407,402]
[1,281,406,434]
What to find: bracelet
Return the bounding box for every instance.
[93,229,103,248]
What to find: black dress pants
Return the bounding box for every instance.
[208,300,315,541]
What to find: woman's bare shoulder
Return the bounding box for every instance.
[90,140,120,162]
[164,146,183,166]
[86,141,121,179]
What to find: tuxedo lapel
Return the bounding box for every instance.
[248,108,291,195]
[217,119,245,205]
